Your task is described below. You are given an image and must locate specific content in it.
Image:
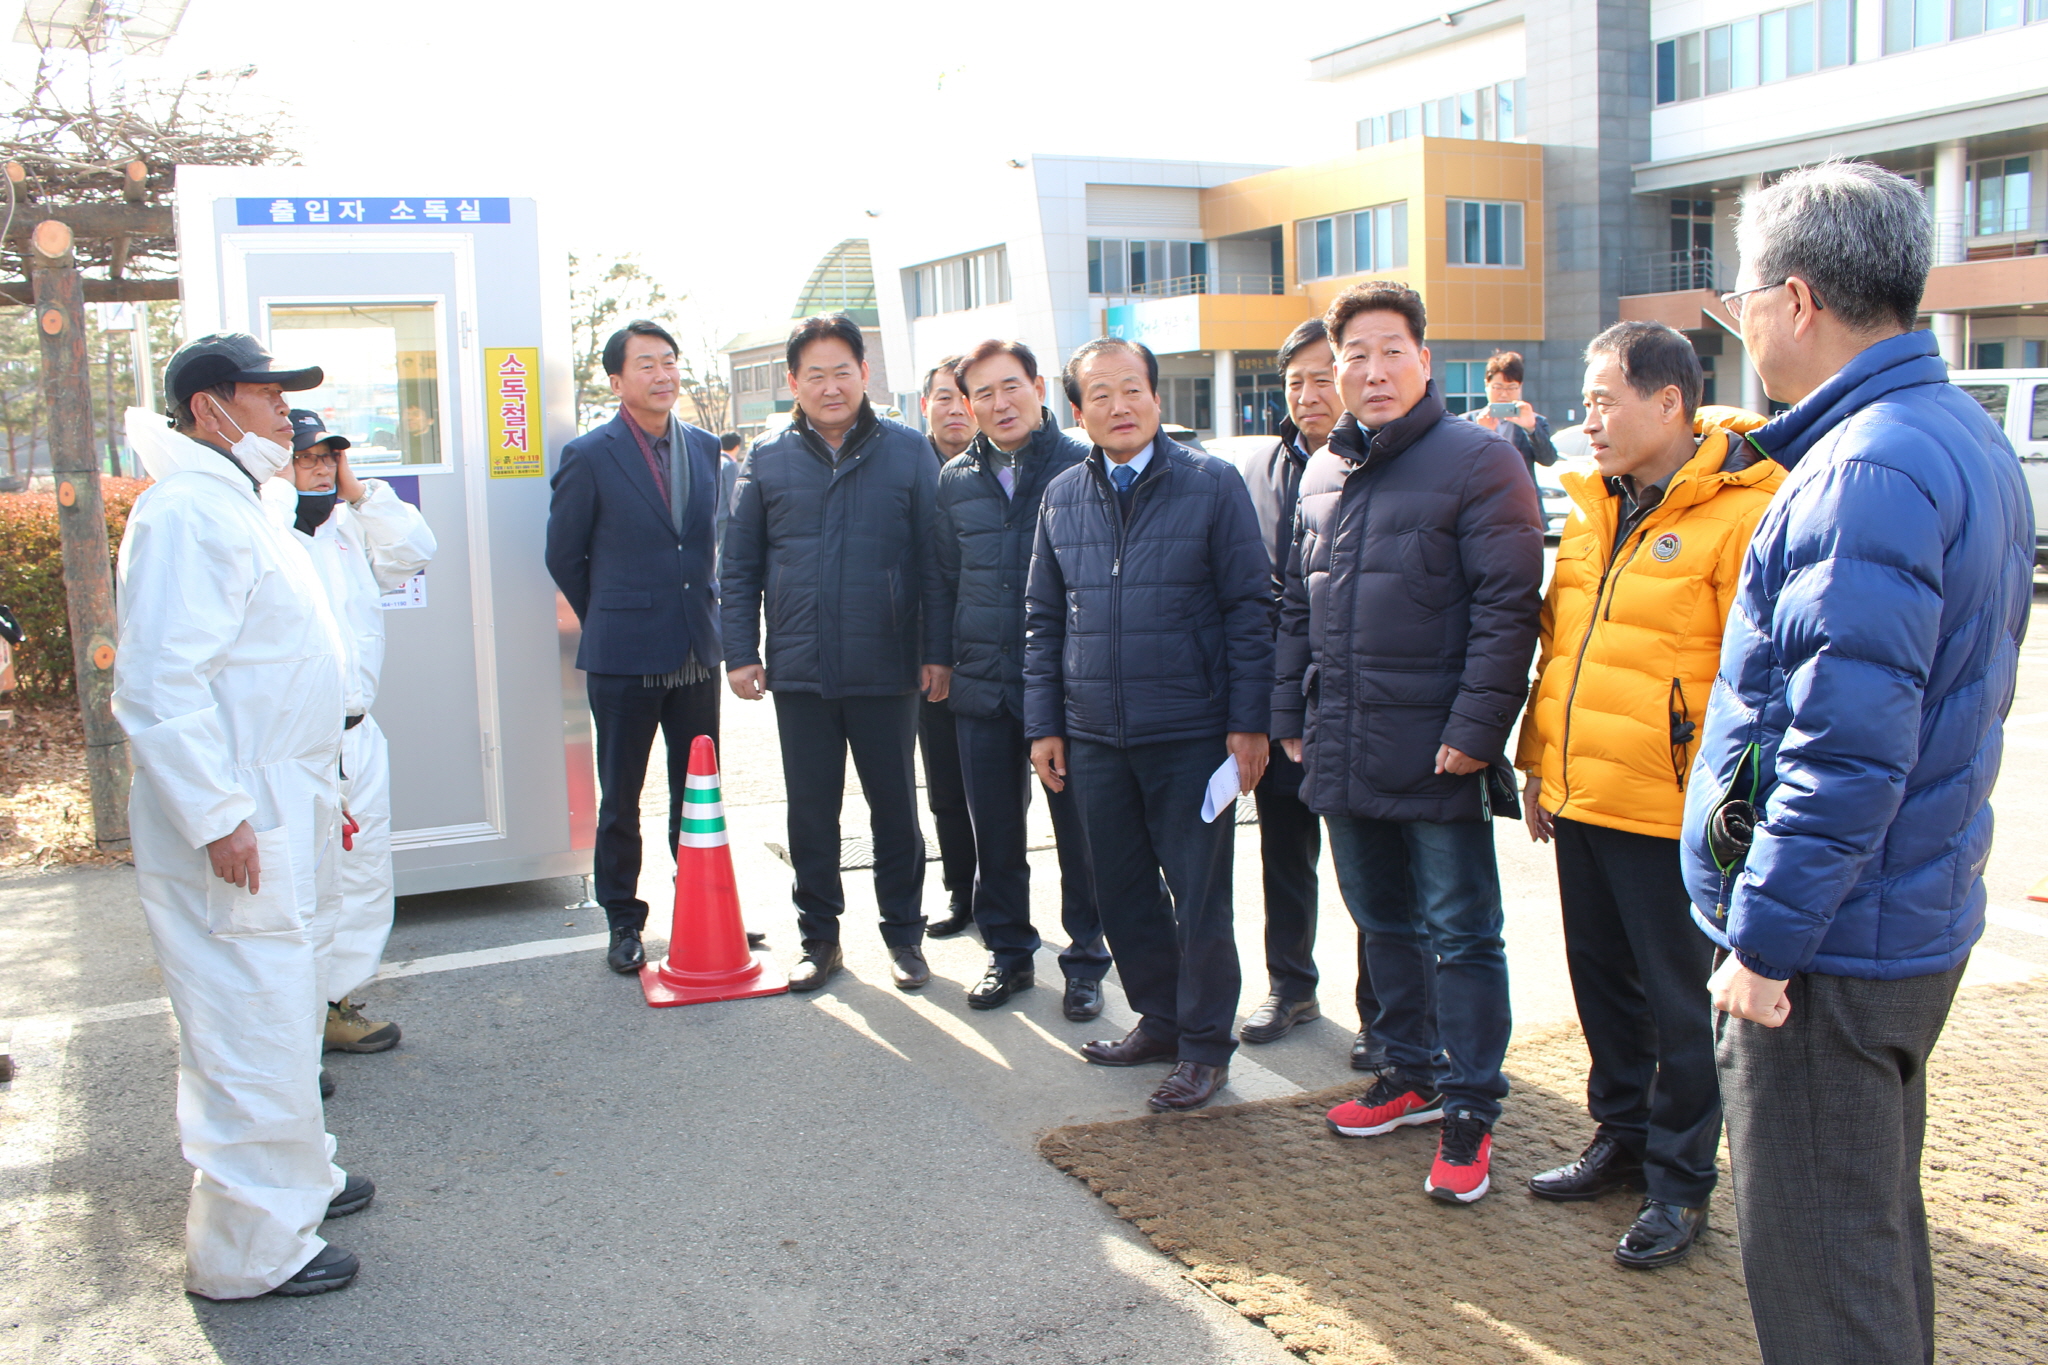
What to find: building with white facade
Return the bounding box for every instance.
[868,1,2048,439]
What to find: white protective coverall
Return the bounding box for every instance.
[260,477,436,1001]
[114,410,350,1299]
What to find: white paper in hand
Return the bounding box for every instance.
[1200,755,1241,823]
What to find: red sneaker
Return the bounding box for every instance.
[1325,1071,1444,1137]
[1425,1111,1493,1204]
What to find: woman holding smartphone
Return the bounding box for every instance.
[1468,351,1557,484]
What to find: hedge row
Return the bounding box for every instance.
[0,479,149,702]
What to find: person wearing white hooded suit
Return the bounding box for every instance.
[114,334,371,1299]
[262,409,436,1051]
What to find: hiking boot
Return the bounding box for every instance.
[1325,1069,1444,1137]
[1425,1110,1494,1204]
[324,999,400,1054]
[270,1244,358,1297]
[326,1175,374,1219]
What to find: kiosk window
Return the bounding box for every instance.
[268,304,443,466]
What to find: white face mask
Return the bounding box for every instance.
[206,394,293,483]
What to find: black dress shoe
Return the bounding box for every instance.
[789,944,843,993]
[319,1068,335,1101]
[747,931,768,949]
[606,929,645,974]
[1062,977,1104,1021]
[926,900,975,937]
[270,1244,359,1297]
[1080,1026,1177,1067]
[1239,994,1320,1044]
[1350,1028,1388,1072]
[968,960,1034,1010]
[1148,1061,1228,1111]
[1614,1200,1708,1269]
[326,1174,374,1219]
[889,945,931,991]
[1528,1132,1646,1202]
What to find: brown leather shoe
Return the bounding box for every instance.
[1147,1061,1228,1111]
[1079,1026,1177,1067]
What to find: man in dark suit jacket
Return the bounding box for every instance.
[546,321,732,975]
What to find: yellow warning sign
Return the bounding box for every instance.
[485,347,542,478]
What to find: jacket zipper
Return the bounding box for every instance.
[1100,455,1154,742]
[810,420,877,696]
[1556,511,1655,810]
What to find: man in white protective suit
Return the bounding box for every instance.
[114,334,372,1299]
[264,408,436,1055]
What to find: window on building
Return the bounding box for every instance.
[1788,2,1817,70]
[1444,200,1525,267]
[267,302,443,467]
[1088,238,1209,295]
[907,246,1011,318]
[1887,0,1945,47]
[1162,376,1212,431]
[1657,0,1852,104]
[1732,16,1761,83]
[1439,361,1488,415]
[1296,203,1410,282]
[1955,0,2025,35]
[1669,199,1716,287]
[1359,79,1526,150]
[1971,157,2032,234]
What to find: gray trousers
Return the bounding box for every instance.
[1716,958,1966,1365]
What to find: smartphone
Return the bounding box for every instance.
[1488,401,1519,419]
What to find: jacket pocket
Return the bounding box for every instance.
[1362,704,1460,797]
[593,589,651,610]
[204,825,302,936]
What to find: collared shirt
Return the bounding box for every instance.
[1606,468,1675,558]
[1106,443,1153,483]
[617,412,707,687]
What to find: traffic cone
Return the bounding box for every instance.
[641,735,788,1007]
[2030,874,2048,904]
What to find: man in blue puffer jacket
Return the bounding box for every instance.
[1024,337,1275,1114]
[1681,160,2034,1365]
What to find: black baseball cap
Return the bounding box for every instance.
[164,333,323,405]
[289,409,351,453]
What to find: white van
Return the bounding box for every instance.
[1952,369,2048,567]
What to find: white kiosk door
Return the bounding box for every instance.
[175,169,592,894]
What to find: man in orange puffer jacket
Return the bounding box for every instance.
[1516,321,1782,1270]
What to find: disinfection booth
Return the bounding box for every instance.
[173,167,592,895]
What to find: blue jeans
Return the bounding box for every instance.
[1067,736,1241,1067]
[1325,815,1511,1124]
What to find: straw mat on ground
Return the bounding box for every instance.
[1040,980,2048,1365]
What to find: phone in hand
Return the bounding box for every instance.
[1488,401,1520,420]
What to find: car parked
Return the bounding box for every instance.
[1952,369,2048,567]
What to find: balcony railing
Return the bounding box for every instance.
[1129,273,1286,299]
[1623,248,1730,297]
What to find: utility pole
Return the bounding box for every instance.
[31,217,130,849]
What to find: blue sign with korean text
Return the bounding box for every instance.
[234,197,511,227]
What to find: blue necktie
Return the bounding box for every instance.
[1110,461,1137,519]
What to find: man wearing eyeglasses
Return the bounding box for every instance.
[1686,160,2033,1364]
[273,411,437,1062]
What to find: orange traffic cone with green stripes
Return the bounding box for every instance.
[641,734,789,1007]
